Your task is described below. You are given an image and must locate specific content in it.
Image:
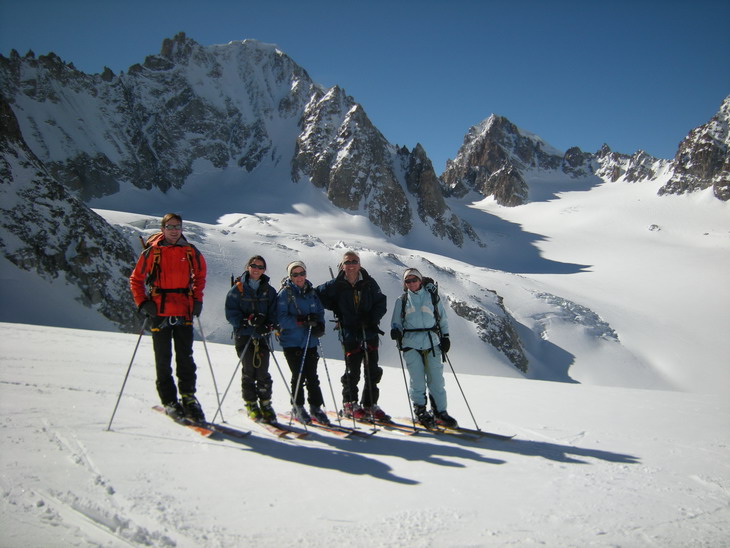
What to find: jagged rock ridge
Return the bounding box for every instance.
[659,95,729,200]
[0,97,139,331]
[0,33,479,247]
[441,98,729,205]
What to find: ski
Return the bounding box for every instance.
[203,422,252,439]
[396,417,479,442]
[152,405,215,437]
[239,409,309,439]
[315,417,375,438]
[397,418,513,441]
[278,413,371,438]
[440,425,515,441]
[327,411,418,436]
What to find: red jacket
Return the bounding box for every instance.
[129,235,206,318]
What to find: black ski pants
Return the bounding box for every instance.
[151,318,197,405]
[342,338,382,407]
[283,346,324,407]
[236,336,273,403]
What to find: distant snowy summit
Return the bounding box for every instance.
[0,32,479,247]
[441,97,729,205]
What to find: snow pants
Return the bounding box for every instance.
[151,318,197,405]
[403,348,447,412]
[235,335,273,403]
[283,346,324,407]
[342,339,382,407]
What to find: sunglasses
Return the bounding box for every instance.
[248,264,266,270]
[164,224,182,230]
[343,260,359,265]
[290,271,306,278]
[404,277,420,284]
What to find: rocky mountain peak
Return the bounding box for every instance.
[659,95,729,200]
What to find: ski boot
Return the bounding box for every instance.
[342,401,366,420]
[181,394,205,423]
[434,410,458,428]
[245,401,263,421]
[364,404,390,422]
[309,406,330,425]
[164,400,185,421]
[259,400,276,423]
[414,404,436,428]
[291,405,312,424]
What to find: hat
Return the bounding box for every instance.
[403,268,423,282]
[287,261,306,278]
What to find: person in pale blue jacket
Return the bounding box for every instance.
[390,268,457,428]
[277,261,328,425]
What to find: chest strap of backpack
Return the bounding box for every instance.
[400,290,439,356]
[147,246,194,314]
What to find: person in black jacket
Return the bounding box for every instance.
[316,251,388,420]
[224,255,278,423]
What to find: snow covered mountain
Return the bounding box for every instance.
[441,96,729,205]
[0,32,477,247]
[0,97,138,331]
[0,34,728,394]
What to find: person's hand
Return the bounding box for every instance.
[390,328,402,341]
[312,322,325,338]
[139,300,157,317]
[439,336,450,353]
[192,301,203,317]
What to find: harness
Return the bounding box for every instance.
[400,279,441,356]
[145,244,195,316]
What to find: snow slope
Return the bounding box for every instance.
[1,322,728,547]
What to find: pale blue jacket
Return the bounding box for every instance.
[391,285,448,351]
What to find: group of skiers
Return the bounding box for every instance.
[129,214,458,431]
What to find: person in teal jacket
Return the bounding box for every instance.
[277,261,328,425]
[390,268,458,428]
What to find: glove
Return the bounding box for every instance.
[247,313,266,327]
[305,313,319,328]
[439,336,451,354]
[390,328,403,341]
[139,300,157,318]
[312,322,325,338]
[255,322,273,336]
[192,301,203,317]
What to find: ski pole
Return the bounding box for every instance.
[360,326,378,432]
[289,326,312,426]
[395,341,418,433]
[212,335,252,423]
[268,335,308,432]
[318,341,342,426]
[107,319,147,431]
[196,317,223,423]
[443,351,481,431]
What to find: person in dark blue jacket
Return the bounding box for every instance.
[277,261,328,425]
[316,251,388,421]
[224,255,278,423]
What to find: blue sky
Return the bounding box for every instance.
[1,0,728,172]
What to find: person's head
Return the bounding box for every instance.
[287,261,307,288]
[341,251,361,279]
[161,213,183,245]
[403,268,423,291]
[246,255,267,281]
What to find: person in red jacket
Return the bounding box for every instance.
[129,213,207,422]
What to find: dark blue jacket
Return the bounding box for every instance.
[224,272,277,339]
[316,268,387,343]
